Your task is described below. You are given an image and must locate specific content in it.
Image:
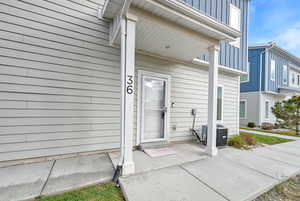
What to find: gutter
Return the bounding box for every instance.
[157,0,241,40]
[192,58,247,76]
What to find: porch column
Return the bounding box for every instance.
[119,14,137,176]
[206,45,220,156]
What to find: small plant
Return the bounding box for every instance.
[261,122,274,130]
[228,135,246,149]
[247,122,256,128]
[241,134,256,145]
[274,123,281,129]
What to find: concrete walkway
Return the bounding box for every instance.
[2,140,300,201]
[120,140,300,201]
[240,128,300,141]
[0,153,114,201]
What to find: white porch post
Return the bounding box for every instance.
[206,45,220,156]
[119,14,137,176]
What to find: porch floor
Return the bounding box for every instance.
[119,140,300,201]
[108,142,209,174]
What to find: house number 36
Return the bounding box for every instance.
[126,75,134,94]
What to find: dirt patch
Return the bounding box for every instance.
[254,175,300,201]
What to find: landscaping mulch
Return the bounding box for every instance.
[254,175,300,201]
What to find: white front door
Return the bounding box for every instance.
[141,75,169,143]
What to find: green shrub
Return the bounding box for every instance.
[274,123,281,129]
[241,134,256,145]
[228,135,246,149]
[247,122,256,128]
[261,122,274,130]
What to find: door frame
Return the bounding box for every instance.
[136,70,171,145]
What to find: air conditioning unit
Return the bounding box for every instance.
[201,125,228,147]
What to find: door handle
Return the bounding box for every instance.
[161,107,167,119]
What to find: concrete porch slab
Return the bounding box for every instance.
[42,153,114,196]
[182,156,278,201]
[109,142,208,174]
[120,166,227,201]
[0,161,53,201]
[220,148,300,181]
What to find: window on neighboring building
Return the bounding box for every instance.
[229,4,241,48]
[292,73,295,85]
[270,59,276,81]
[297,75,300,86]
[265,101,270,119]
[283,65,288,84]
[240,100,246,119]
[241,62,250,83]
[217,86,223,121]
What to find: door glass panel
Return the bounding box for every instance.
[143,77,165,140]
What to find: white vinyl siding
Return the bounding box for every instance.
[270,59,276,81]
[135,55,240,142]
[0,0,120,161]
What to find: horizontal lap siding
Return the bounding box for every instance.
[135,55,239,142]
[0,0,121,161]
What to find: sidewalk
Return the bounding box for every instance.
[120,140,300,201]
[0,153,114,201]
[240,128,300,141]
[1,140,300,201]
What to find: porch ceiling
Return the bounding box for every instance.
[118,7,216,61]
[102,0,241,62]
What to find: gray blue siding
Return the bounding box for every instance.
[267,50,294,93]
[242,48,300,93]
[183,0,249,72]
[240,48,264,92]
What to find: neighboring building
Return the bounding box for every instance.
[0,0,249,175]
[240,43,300,126]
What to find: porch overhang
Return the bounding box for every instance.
[192,59,248,76]
[279,87,300,96]
[101,0,241,62]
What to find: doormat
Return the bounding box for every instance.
[144,147,177,158]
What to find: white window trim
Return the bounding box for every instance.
[241,62,250,83]
[136,70,171,146]
[270,59,276,81]
[240,99,247,119]
[265,100,270,120]
[217,84,224,123]
[229,38,240,48]
[229,4,241,31]
[229,4,241,48]
[283,64,288,84]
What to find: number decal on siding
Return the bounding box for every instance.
[126,75,134,94]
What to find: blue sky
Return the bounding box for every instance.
[249,0,300,56]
